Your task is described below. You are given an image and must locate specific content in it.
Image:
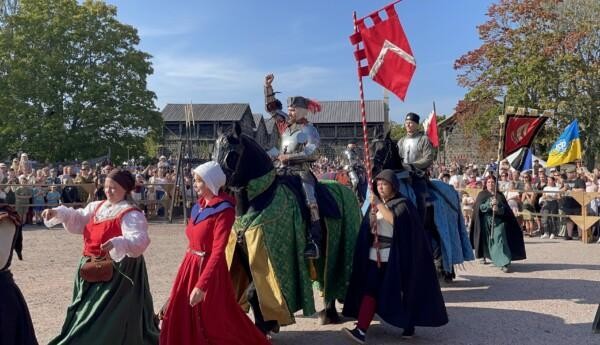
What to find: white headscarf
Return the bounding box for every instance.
[192,161,226,196]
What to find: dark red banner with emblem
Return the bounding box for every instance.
[349,1,415,101]
[503,115,548,158]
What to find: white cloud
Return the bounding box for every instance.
[148,53,332,110]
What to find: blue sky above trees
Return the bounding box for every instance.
[106,0,494,122]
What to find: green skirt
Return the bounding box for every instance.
[49,256,159,345]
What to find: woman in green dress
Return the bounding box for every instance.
[42,169,159,345]
[469,175,526,272]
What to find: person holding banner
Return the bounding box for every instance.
[470,175,526,272]
[159,161,269,345]
[342,169,447,343]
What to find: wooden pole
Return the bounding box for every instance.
[353,10,380,267]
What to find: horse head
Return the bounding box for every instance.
[370,129,403,176]
[212,123,273,189]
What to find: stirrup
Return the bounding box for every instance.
[303,241,320,259]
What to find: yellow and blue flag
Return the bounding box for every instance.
[546,120,582,167]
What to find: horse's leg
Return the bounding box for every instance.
[318,299,342,325]
[247,283,279,334]
[237,243,279,334]
[316,220,342,325]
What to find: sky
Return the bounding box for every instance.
[105,0,495,123]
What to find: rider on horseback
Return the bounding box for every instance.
[397,112,434,221]
[264,74,323,260]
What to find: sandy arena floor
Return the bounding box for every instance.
[10,224,600,345]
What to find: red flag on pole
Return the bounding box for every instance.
[349,1,415,101]
[423,110,439,148]
[503,115,548,157]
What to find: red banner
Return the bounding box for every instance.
[350,2,415,101]
[424,110,439,148]
[503,115,548,157]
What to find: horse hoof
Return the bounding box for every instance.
[318,309,341,325]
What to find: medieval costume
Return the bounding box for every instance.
[343,143,366,203]
[0,206,38,345]
[342,170,448,343]
[396,112,434,221]
[45,169,159,345]
[160,162,269,345]
[469,176,526,271]
[264,73,323,259]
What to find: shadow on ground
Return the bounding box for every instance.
[444,275,598,305]
[273,307,597,345]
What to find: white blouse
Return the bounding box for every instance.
[44,200,150,262]
[369,210,394,262]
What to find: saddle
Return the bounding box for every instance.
[391,169,435,207]
[277,173,342,220]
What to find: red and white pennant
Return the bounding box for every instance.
[350,2,416,101]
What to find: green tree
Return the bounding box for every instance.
[389,121,405,141]
[454,0,599,168]
[0,0,161,162]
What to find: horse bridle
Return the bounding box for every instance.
[217,135,246,190]
[372,139,392,170]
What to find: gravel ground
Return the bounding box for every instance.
[11,224,600,345]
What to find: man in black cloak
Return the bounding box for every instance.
[342,169,447,343]
[0,204,38,345]
[469,175,526,272]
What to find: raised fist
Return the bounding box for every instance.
[265,73,274,86]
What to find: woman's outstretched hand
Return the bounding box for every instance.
[41,209,56,220]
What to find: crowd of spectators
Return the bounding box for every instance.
[434,158,600,243]
[0,153,184,225]
[6,150,598,245]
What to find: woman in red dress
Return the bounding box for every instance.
[160,161,269,345]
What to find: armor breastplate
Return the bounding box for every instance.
[343,149,358,168]
[281,124,320,155]
[281,128,307,154]
[402,137,420,164]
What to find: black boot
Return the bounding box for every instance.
[303,221,322,259]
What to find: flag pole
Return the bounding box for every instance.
[353,10,381,267]
[432,101,438,164]
[491,97,507,236]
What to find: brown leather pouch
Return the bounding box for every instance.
[80,256,113,282]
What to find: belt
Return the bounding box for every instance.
[376,236,393,249]
[187,248,206,257]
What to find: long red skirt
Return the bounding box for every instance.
[160,252,269,345]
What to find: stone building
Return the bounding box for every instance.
[438,113,500,167]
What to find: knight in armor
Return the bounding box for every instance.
[397,112,434,221]
[264,73,323,259]
[343,143,365,203]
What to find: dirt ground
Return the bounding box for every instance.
[11,223,600,345]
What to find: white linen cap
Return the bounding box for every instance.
[192,161,226,196]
